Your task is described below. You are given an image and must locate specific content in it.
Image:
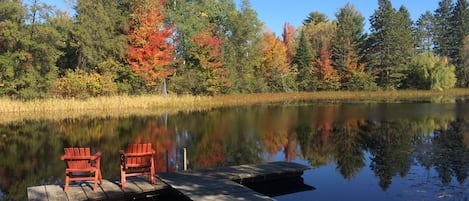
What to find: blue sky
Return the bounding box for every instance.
[45,0,441,35]
[240,0,441,35]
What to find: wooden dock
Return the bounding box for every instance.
[27,177,169,201]
[27,161,311,201]
[157,161,311,201]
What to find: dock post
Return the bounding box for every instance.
[183,148,187,171]
[165,150,169,172]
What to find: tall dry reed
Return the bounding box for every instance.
[1,89,469,123]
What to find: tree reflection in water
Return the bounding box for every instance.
[0,102,468,200]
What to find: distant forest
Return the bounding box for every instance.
[0,0,468,99]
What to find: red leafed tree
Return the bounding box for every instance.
[126,0,175,88]
[315,48,340,90]
[281,22,295,64]
[192,28,230,95]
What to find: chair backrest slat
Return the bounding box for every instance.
[125,143,153,166]
[64,147,92,169]
[143,143,150,163]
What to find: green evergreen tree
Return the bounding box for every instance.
[450,0,469,86]
[397,6,416,59]
[303,11,328,25]
[415,11,434,54]
[369,0,413,89]
[293,31,314,91]
[332,3,366,84]
[433,0,454,57]
[460,36,469,87]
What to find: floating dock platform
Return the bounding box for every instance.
[27,161,311,201]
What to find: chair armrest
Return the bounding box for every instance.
[124,152,155,157]
[91,151,103,161]
[61,155,96,160]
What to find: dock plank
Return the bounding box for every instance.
[27,186,47,201]
[99,180,124,201]
[158,172,274,201]
[80,183,106,201]
[65,185,88,201]
[129,177,156,192]
[186,161,310,182]
[44,185,68,201]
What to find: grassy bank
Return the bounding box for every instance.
[1,89,469,123]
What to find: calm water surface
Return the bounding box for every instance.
[0,100,468,200]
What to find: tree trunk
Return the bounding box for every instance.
[160,78,168,97]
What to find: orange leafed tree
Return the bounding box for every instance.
[315,48,340,90]
[192,28,230,95]
[260,30,291,91]
[126,0,175,87]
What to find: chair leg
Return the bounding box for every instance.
[150,169,155,184]
[150,158,155,184]
[64,175,70,192]
[98,169,103,184]
[93,172,98,192]
[121,167,126,189]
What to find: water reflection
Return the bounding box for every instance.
[0,101,468,200]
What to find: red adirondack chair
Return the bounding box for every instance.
[60,148,103,192]
[119,143,156,188]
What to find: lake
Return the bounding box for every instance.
[0,100,468,200]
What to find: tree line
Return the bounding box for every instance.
[0,0,468,99]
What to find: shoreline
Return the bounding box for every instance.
[2,89,469,124]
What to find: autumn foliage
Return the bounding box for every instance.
[191,28,230,95]
[282,22,296,64]
[126,0,175,86]
[260,31,292,91]
[315,48,340,90]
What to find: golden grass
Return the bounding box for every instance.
[1,89,469,124]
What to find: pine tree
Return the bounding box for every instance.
[450,0,469,86]
[396,6,416,60]
[303,11,328,25]
[369,0,413,89]
[293,31,313,91]
[459,36,469,87]
[332,3,365,85]
[415,11,435,54]
[433,0,454,58]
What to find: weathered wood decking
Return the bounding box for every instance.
[27,177,168,201]
[157,161,311,201]
[27,161,311,201]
